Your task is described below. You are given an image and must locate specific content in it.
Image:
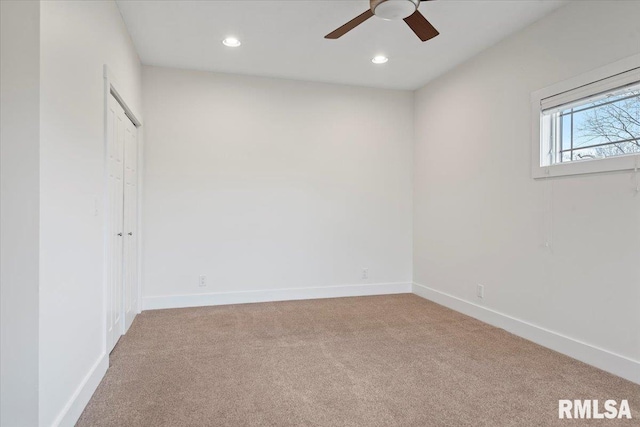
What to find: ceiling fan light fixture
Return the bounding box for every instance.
[372,55,389,64]
[372,0,418,21]
[222,37,241,47]
[324,0,438,42]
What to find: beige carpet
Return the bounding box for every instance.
[77,294,639,426]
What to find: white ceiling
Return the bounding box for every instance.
[116,0,567,90]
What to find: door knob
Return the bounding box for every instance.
[117,233,123,236]
[128,232,133,236]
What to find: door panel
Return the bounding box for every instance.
[106,94,125,353]
[123,116,138,332]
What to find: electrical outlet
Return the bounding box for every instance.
[362,268,368,280]
[477,284,484,299]
[198,275,207,287]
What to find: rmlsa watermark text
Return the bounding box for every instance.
[559,399,632,419]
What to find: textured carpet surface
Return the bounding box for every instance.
[77,294,639,426]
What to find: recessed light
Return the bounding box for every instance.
[222,37,241,47]
[372,55,388,64]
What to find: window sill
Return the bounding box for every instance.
[532,153,640,179]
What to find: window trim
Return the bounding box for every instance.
[531,54,640,179]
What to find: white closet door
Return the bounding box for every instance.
[106,94,126,353]
[123,116,138,332]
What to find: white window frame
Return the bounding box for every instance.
[531,54,640,179]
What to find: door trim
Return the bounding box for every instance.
[103,65,143,354]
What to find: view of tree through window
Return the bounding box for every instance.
[553,85,640,163]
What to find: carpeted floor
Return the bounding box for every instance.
[77,294,639,426]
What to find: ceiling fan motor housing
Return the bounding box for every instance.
[371,0,419,20]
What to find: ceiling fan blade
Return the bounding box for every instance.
[403,10,439,42]
[325,9,374,39]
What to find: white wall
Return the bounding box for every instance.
[0,1,40,425]
[413,0,640,379]
[39,1,142,425]
[141,66,413,306]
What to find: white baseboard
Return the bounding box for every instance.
[412,282,640,385]
[41,281,637,427]
[51,352,108,427]
[143,282,412,311]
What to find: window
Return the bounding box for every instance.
[544,84,640,164]
[531,55,640,178]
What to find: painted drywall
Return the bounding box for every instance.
[39,1,142,425]
[413,0,640,369]
[141,66,413,304]
[0,1,40,425]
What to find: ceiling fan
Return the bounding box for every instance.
[325,0,439,42]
